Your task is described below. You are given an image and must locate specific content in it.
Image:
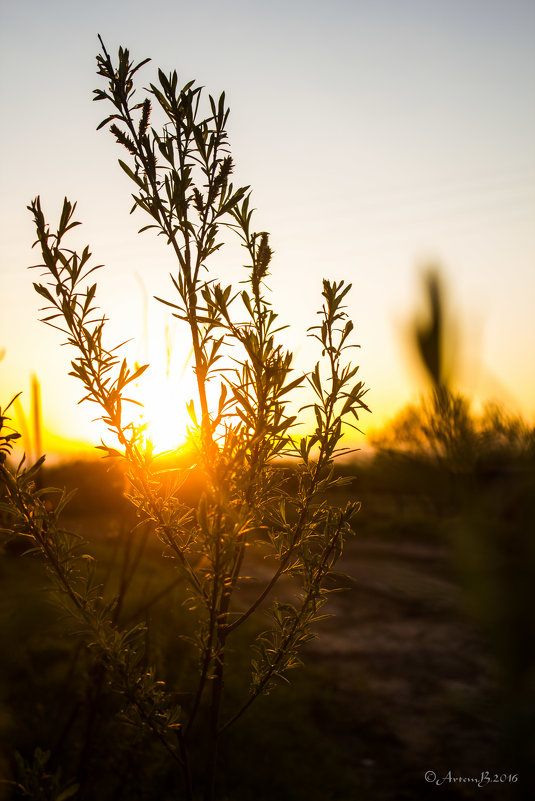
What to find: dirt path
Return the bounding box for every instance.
[301,536,506,800]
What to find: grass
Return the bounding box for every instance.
[0,530,363,801]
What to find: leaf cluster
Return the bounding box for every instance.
[0,394,22,463]
[0,446,186,779]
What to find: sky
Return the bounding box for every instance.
[1,0,534,458]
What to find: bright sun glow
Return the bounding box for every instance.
[133,341,198,454]
[136,379,193,453]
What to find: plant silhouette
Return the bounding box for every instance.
[0,39,370,801]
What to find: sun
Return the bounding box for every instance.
[127,318,229,456]
[129,331,198,454]
[135,378,195,454]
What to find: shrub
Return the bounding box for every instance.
[0,39,370,800]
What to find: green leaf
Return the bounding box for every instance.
[118,159,144,188]
[56,784,80,801]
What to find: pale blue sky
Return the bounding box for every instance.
[1,0,534,454]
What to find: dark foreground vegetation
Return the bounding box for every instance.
[1,403,534,800]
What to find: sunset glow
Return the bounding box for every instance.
[1,1,534,459]
[132,366,196,455]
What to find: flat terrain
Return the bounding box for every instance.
[1,459,533,800]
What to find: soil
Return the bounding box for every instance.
[298,533,518,801]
